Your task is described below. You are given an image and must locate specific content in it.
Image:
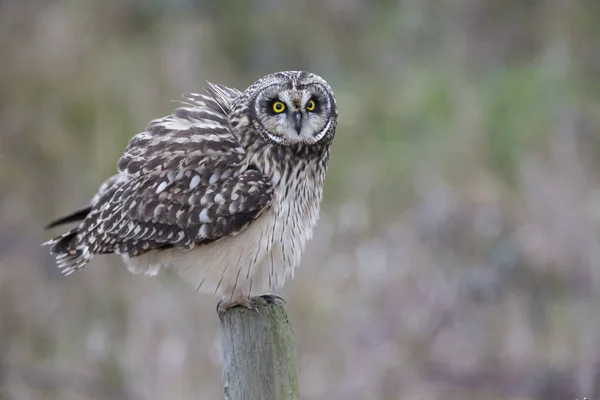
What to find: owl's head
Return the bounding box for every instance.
[235,71,337,146]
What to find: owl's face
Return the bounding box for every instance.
[245,71,337,146]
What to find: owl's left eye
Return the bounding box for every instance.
[272,101,286,113]
[306,99,316,111]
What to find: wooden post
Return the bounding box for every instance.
[220,300,299,400]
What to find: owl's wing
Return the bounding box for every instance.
[48,84,273,275]
[97,83,271,255]
[46,84,243,229]
[75,165,274,259]
[45,174,123,229]
[117,84,244,178]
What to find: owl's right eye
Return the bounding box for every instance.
[272,101,286,113]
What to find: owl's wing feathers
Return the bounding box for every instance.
[78,166,274,258]
[48,85,274,275]
[45,174,123,229]
[89,84,273,254]
[202,82,243,113]
[118,86,245,178]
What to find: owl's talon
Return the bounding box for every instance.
[217,297,263,321]
[259,294,286,304]
[247,300,260,314]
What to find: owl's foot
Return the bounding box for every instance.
[258,293,286,304]
[217,297,257,321]
[216,294,286,321]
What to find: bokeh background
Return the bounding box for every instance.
[1,0,600,399]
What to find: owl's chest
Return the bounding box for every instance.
[268,171,323,269]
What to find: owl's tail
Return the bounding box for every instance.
[42,228,93,275]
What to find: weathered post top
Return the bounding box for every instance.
[220,300,299,400]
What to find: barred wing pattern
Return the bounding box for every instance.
[118,85,245,178]
[85,167,273,252]
[46,85,275,276]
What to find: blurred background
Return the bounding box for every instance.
[1,0,600,399]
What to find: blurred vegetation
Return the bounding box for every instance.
[1,0,600,399]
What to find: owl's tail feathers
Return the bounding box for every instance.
[42,229,93,276]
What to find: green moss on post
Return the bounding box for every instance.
[220,301,299,400]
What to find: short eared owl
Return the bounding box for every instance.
[44,71,338,312]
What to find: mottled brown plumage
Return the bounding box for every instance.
[44,71,338,309]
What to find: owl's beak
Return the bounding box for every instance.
[293,111,302,134]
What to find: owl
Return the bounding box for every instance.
[44,71,338,315]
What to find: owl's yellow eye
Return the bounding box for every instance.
[306,99,316,111]
[272,101,286,113]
